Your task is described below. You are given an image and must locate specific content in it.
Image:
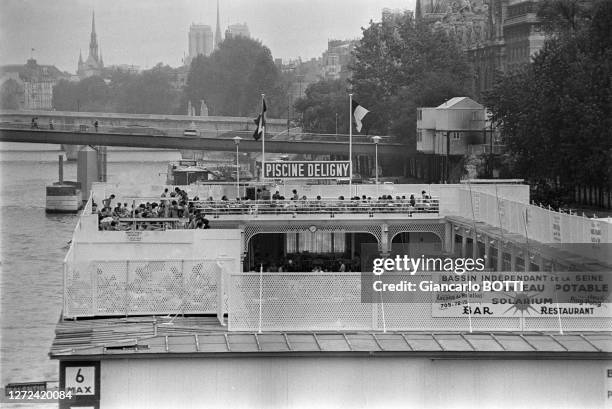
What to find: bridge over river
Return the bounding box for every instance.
[0,109,408,156]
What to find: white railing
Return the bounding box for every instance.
[456,188,611,264]
[457,189,611,244]
[192,198,439,217]
[91,198,441,231]
[228,272,611,333]
[63,258,227,318]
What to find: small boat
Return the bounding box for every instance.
[45,155,81,213]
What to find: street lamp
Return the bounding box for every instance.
[233,136,242,200]
[335,113,338,136]
[372,136,381,196]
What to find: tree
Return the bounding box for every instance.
[52,79,78,111]
[115,64,181,114]
[0,78,23,109]
[485,0,612,197]
[52,65,181,114]
[294,79,349,134]
[537,0,594,34]
[52,76,111,112]
[349,12,472,143]
[185,36,286,117]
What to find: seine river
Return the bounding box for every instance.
[0,144,181,393]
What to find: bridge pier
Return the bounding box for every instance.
[77,146,98,202]
[96,146,107,182]
[76,145,107,202]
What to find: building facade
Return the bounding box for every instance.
[77,12,104,79]
[321,39,357,80]
[417,97,487,156]
[186,24,214,65]
[0,58,68,110]
[416,0,546,98]
[225,23,250,39]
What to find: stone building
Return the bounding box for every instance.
[0,58,68,110]
[321,39,358,81]
[225,23,250,39]
[416,0,546,98]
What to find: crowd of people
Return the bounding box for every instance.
[93,188,210,231]
[248,257,358,273]
[91,188,437,231]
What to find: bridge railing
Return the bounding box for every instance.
[0,121,402,144]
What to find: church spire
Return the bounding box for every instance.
[89,10,99,61]
[415,0,422,22]
[214,0,222,49]
[77,49,83,73]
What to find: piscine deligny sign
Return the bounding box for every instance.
[263,161,351,179]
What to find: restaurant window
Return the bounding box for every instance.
[286,232,345,253]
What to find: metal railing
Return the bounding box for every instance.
[191,198,440,217]
[228,272,611,333]
[91,198,441,230]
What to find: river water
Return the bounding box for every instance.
[0,145,181,390]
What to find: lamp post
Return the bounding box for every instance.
[372,136,381,196]
[335,113,338,136]
[233,136,242,200]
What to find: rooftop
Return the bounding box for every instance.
[436,96,483,110]
[50,316,611,360]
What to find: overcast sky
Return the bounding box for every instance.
[0,0,415,73]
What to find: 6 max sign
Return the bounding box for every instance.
[59,361,100,409]
[65,366,95,394]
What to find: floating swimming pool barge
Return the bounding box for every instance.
[51,181,612,409]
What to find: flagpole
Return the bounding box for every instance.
[349,93,353,197]
[261,93,265,181]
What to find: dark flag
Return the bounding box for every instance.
[253,99,267,141]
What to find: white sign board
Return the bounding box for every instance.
[65,366,95,395]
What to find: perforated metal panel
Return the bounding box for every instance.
[376,304,521,332]
[64,259,93,317]
[229,273,372,331]
[64,259,225,318]
[228,272,608,332]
